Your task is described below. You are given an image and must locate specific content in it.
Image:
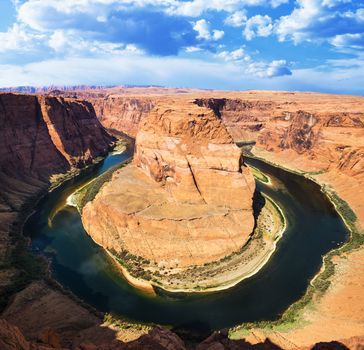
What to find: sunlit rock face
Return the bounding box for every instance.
[82,100,255,267]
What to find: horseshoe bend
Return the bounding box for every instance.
[0,89,363,349]
[79,100,286,292]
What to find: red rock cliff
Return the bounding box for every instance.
[0,93,114,300]
[92,95,156,136]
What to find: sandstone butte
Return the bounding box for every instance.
[81,100,255,274]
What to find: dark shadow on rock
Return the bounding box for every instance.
[196,329,282,350]
[252,190,266,232]
[171,321,213,348]
[311,341,350,350]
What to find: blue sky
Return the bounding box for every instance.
[0,0,363,94]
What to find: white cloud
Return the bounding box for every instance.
[16,0,288,24]
[342,8,364,22]
[217,48,291,78]
[270,0,289,8]
[321,0,351,8]
[193,19,210,40]
[1,54,363,94]
[243,15,273,41]
[218,48,251,62]
[212,29,225,40]
[276,0,321,43]
[224,10,247,27]
[247,59,292,78]
[47,29,145,56]
[193,19,224,41]
[185,46,202,52]
[49,30,68,51]
[0,55,275,89]
[0,23,45,52]
[167,0,288,17]
[249,60,292,78]
[275,0,364,48]
[331,33,364,49]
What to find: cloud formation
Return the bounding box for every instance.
[193,19,224,41]
[244,15,273,40]
[0,0,362,91]
[276,0,364,48]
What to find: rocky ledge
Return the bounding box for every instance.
[81,100,256,291]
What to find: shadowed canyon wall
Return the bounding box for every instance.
[0,93,114,304]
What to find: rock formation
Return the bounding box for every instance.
[0,93,114,329]
[82,100,255,269]
[196,93,364,222]
[0,93,114,253]
[0,93,113,183]
[77,89,364,346]
[93,96,156,137]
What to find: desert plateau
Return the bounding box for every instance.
[1,0,364,349]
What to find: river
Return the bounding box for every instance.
[24,149,348,332]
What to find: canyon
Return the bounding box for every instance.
[0,88,363,349]
[83,88,364,348]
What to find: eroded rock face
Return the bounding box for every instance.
[0,93,114,304]
[93,96,156,137]
[0,93,113,182]
[134,101,255,208]
[82,100,255,267]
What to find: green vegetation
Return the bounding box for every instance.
[326,190,357,224]
[303,170,325,176]
[250,166,270,184]
[0,236,48,310]
[74,160,130,211]
[109,248,153,281]
[103,313,153,333]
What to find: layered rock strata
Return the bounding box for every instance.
[93,96,156,137]
[195,93,364,225]
[0,93,114,332]
[82,100,255,270]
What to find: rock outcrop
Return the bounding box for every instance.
[0,93,113,183]
[93,96,156,137]
[78,90,364,346]
[0,317,186,350]
[82,100,255,270]
[0,93,114,312]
